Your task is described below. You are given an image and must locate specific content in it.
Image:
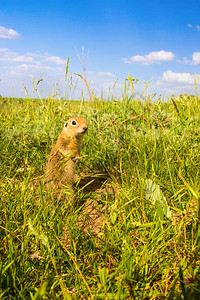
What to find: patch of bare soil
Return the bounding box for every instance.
[75,173,109,194]
[74,172,112,235]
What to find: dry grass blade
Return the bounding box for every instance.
[56,237,93,298]
[120,114,144,125]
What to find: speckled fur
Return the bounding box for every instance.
[46,117,88,202]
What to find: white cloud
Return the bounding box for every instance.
[196,25,200,31]
[177,52,200,65]
[176,57,191,64]
[193,52,200,65]
[98,71,116,77]
[45,56,66,65]
[187,24,200,31]
[0,26,21,39]
[122,58,131,64]
[123,50,175,65]
[0,48,33,63]
[18,63,51,71]
[0,47,69,97]
[6,70,22,76]
[12,55,34,63]
[130,55,147,64]
[27,52,48,59]
[157,70,195,86]
[0,48,68,66]
[124,51,200,66]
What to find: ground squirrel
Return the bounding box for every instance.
[46,117,88,202]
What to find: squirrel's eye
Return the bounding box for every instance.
[72,120,77,125]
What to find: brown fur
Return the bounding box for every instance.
[46,117,88,203]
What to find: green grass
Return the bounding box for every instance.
[0,87,200,299]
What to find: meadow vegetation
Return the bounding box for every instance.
[0,74,200,299]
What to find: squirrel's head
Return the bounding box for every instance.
[64,117,88,138]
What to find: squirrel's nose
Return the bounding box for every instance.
[82,125,88,132]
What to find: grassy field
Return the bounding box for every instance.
[0,84,200,299]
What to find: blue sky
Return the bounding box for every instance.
[0,0,200,99]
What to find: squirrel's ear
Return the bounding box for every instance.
[64,122,68,127]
